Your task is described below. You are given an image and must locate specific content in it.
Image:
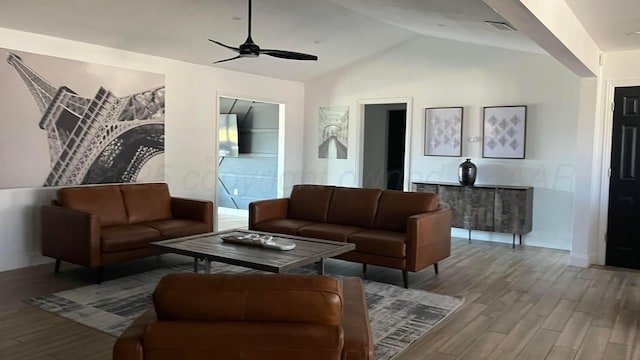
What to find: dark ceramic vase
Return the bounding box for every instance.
[458,158,477,186]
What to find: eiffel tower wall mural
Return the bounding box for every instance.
[0,48,165,189]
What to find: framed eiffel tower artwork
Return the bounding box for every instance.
[0,48,165,189]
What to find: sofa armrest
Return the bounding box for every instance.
[248,198,289,229]
[341,277,374,360]
[170,197,213,232]
[41,205,102,268]
[405,206,452,272]
[113,308,157,360]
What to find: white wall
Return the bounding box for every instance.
[569,78,599,267]
[303,36,582,250]
[483,0,602,264]
[0,27,305,272]
[602,51,640,80]
[586,50,640,265]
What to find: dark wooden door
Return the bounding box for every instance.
[607,86,640,269]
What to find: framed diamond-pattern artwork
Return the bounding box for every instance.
[424,107,463,157]
[482,105,527,159]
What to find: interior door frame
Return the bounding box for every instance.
[215,90,286,230]
[597,79,640,264]
[356,97,413,191]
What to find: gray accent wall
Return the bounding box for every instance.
[363,105,389,189]
[218,97,279,209]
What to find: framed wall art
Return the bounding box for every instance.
[424,106,463,157]
[0,47,165,189]
[318,106,349,159]
[482,105,527,159]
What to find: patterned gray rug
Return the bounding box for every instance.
[27,262,463,360]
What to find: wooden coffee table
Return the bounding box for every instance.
[151,229,355,275]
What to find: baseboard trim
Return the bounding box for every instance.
[568,253,589,267]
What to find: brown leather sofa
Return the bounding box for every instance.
[249,184,452,287]
[113,273,374,360]
[41,183,213,282]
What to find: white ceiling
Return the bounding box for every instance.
[565,0,640,52]
[0,0,638,81]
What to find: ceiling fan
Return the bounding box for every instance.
[209,0,318,64]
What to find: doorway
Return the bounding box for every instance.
[606,86,640,269]
[216,96,283,231]
[361,103,408,190]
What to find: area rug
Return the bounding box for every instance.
[27,262,463,360]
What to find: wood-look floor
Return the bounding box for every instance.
[1,215,638,359]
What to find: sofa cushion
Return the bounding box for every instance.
[121,183,173,224]
[101,225,162,253]
[327,187,382,228]
[154,273,343,325]
[288,184,335,222]
[252,218,316,236]
[348,229,406,258]
[58,185,127,227]
[374,190,440,232]
[298,223,364,242]
[141,219,210,239]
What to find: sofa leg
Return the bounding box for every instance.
[54,259,61,273]
[317,258,325,275]
[96,267,104,284]
[362,264,367,279]
[402,270,408,289]
[434,262,439,275]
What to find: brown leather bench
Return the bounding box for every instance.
[113,273,374,360]
[249,184,452,288]
[41,183,213,282]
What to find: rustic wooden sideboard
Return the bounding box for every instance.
[412,181,533,248]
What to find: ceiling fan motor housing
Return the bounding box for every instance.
[239,38,260,57]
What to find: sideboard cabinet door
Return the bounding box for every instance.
[437,185,465,228]
[494,188,533,235]
[465,187,494,231]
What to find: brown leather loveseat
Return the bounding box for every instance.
[249,184,452,288]
[113,273,374,360]
[41,183,213,282]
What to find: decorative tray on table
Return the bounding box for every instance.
[221,233,296,251]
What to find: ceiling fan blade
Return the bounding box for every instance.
[208,39,241,53]
[213,55,242,64]
[260,49,318,61]
[209,0,318,63]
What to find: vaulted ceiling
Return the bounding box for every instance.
[0,0,638,81]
